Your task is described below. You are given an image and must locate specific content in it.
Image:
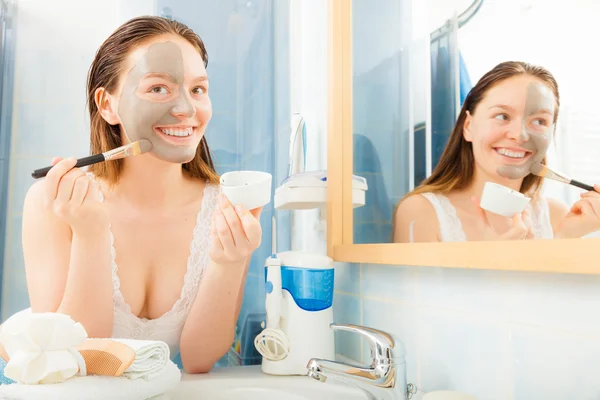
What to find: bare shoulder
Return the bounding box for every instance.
[393,193,440,243]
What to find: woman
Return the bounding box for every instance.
[394,61,600,243]
[2,16,263,375]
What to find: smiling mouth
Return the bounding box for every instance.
[493,147,533,160]
[155,126,195,137]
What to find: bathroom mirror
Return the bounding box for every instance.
[326,0,600,273]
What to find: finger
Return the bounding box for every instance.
[580,190,600,199]
[56,169,86,204]
[526,227,535,239]
[522,209,533,230]
[595,184,600,194]
[471,196,490,227]
[83,178,100,204]
[511,212,526,228]
[508,212,528,239]
[588,197,600,218]
[237,205,262,249]
[250,206,264,219]
[210,213,225,259]
[210,211,217,234]
[44,157,77,205]
[218,194,247,248]
[579,198,600,219]
[51,157,63,166]
[71,175,90,205]
[215,210,235,252]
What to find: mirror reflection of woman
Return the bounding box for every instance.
[394,61,600,243]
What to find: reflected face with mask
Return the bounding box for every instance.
[463,75,556,184]
[102,35,212,164]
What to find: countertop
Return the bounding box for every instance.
[163,365,426,399]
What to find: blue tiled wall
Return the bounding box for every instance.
[351,0,411,244]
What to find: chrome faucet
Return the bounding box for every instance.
[306,323,416,400]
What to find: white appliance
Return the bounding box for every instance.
[274,170,368,211]
[260,250,335,376]
[255,113,366,375]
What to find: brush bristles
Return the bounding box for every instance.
[104,139,152,161]
[79,349,124,376]
[133,139,152,155]
[531,163,571,184]
[530,163,547,177]
[76,339,135,377]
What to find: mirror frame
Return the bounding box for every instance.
[325,0,600,274]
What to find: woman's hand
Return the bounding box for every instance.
[210,194,263,265]
[43,157,109,235]
[472,196,534,240]
[556,184,600,238]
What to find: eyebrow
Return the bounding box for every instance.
[489,104,553,116]
[488,104,516,112]
[531,108,553,116]
[192,75,209,83]
[142,73,178,83]
[141,72,209,84]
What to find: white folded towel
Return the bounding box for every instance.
[0,310,87,385]
[0,360,182,400]
[96,338,170,381]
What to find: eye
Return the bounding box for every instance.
[192,86,206,95]
[532,118,548,126]
[494,113,509,121]
[149,86,169,94]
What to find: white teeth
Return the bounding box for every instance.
[159,127,193,137]
[496,148,527,159]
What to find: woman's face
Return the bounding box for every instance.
[464,75,556,182]
[106,34,212,164]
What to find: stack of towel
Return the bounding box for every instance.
[0,311,181,399]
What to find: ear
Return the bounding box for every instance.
[95,87,120,125]
[463,110,473,142]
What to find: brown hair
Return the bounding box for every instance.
[405,61,559,201]
[86,16,219,184]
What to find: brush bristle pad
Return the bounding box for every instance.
[75,339,135,377]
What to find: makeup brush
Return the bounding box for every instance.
[530,163,595,191]
[31,139,152,179]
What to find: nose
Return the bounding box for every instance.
[170,92,196,118]
[507,119,529,142]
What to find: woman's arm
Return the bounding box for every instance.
[22,170,114,338]
[179,258,249,373]
[179,194,262,373]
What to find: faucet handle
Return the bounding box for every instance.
[330,323,398,362]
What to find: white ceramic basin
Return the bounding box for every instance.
[164,365,368,400]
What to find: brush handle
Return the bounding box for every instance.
[31,153,106,179]
[570,179,595,192]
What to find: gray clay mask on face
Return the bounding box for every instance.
[118,41,198,164]
[497,81,555,180]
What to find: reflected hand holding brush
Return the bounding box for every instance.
[31,139,153,179]
[530,163,597,192]
[530,163,600,238]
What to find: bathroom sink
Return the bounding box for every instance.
[164,365,368,400]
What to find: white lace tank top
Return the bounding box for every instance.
[89,173,219,358]
[420,192,554,242]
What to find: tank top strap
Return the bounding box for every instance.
[420,192,468,242]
